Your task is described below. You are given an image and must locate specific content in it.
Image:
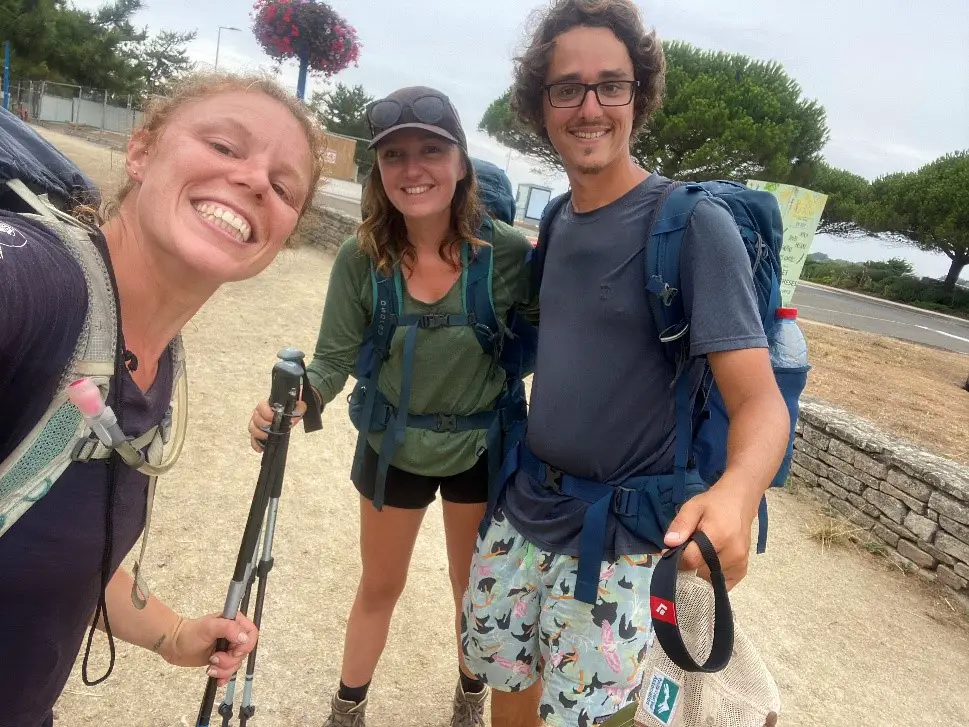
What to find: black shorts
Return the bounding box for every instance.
[354,444,489,509]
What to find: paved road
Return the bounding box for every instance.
[791,283,969,354]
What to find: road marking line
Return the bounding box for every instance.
[798,305,905,325]
[913,326,969,344]
[801,306,969,347]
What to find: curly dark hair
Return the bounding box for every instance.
[511,0,667,141]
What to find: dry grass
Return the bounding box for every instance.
[800,320,969,465]
[805,507,906,576]
[807,507,866,554]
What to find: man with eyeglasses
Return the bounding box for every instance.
[461,2,790,726]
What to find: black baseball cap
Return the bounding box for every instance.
[366,86,468,151]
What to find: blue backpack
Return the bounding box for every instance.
[530,179,808,575]
[347,161,538,511]
[472,157,516,227]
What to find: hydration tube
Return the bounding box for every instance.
[67,374,189,475]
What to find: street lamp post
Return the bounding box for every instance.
[215,26,241,71]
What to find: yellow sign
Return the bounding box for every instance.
[746,180,828,305]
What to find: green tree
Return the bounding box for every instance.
[309,82,374,172]
[480,88,561,171]
[0,0,194,98]
[136,30,198,96]
[479,40,830,185]
[860,151,969,293]
[41,0,147,94]
[811,162,871,236]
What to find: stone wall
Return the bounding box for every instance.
[298,205,359,253]
[791,397,969,608]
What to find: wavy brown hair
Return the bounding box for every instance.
[511,0,667,141]
[84,71,327,244]
[357,148,484,277]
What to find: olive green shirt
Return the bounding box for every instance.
[307,220,537,477]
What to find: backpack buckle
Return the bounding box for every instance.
[419,314,450,329]
[658,283,678,306]
[613,486,637,517]
[647,275,678,306]
[71,435,100,463]
[545,465,563,494]
[436,413,458,432]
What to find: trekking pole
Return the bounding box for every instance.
[195,351,306,727]
[220,349,323,725]
[235,428,287,727]
[217,547,261,726]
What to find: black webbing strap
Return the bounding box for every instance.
[649,530,734,673]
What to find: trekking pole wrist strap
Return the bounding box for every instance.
[649,530,734,673]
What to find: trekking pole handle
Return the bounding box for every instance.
[269,360,304,414]
[275,347,324,433]
[276,347,305,364]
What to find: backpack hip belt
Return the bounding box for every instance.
[518,443,709,605]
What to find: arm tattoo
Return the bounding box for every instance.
[151,633,167,652]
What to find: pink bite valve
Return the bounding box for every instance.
[68,378,106,417]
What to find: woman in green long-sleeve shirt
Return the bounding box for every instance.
[249,86,536,727]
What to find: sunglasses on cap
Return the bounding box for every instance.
[366,93,449,135]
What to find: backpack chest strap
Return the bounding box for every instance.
[396,312,472,329]
[71,422,166,463]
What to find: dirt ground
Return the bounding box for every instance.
[31,128,969,727]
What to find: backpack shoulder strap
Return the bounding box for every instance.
[643,182,711,368]
[467,221,499,358]
[530,191,571,296]
[0,189,118,537]
[367,258,402,361]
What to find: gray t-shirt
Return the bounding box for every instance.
[503,173,767,558]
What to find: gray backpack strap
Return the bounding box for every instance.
[0,191,117,538]
[129,334,188,609]
[0,181,190,609]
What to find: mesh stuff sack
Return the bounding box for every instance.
[633,532,781,727]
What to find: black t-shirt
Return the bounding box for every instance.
[0,211,174,726]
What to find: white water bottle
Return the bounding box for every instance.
[770,307,808,369]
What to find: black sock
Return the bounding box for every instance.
[460,670,485,694]
[338,680,371,704]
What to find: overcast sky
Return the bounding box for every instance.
[71,0,968,188]
[71,0,969,275]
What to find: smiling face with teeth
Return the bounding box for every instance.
[543,26,638,178]
[374,128,468,223]
[122,90,314,286]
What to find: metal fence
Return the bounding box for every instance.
[6,80,143,134]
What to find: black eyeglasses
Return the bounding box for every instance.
[366,94,448,135]
[543,80,640,108]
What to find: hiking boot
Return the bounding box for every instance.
[449,680,487,727]
[323,693,368,727]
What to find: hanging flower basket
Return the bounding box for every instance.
[251,0,361,82]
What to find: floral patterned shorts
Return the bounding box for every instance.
[461,508,658,727]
